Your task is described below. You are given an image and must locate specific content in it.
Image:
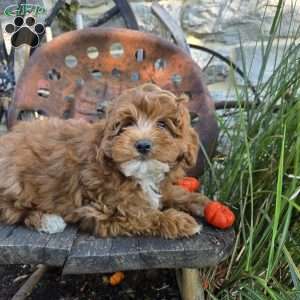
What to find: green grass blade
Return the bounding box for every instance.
[266,125,286,280]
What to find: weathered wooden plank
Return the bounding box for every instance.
[136,237,186,270]
[181,224,235,268]
[43,225,78,266]
[62,233,113,274]
[151,2,191,55]
[108,237,140,271]
[0,224,77,266]
[135,222,235,270]
[64,235,184,274]
[0,225,50,265]
[0,223,16,240]
[0,220,234,273]
[63,220,235,275]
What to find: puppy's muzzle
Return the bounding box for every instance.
[135,139,152,155]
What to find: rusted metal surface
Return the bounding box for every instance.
[8,28,218,174]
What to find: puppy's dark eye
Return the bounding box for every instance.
[114,120,135,135]
[113,122,121,130]
[156,121,166,129]
[123,120,134,128]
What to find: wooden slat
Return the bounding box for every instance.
[136,224,234,270]
[151,2,191,55]
[0,221,234,273]
[136,237,186,269]
[62,233,113,274]
[63,220,235,274]
[0,224,77,266]
[43,225,78,265]
[0,224,16,240]
[0,225,50,265]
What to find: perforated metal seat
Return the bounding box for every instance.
[8,27,218,175]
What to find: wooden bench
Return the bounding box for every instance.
[0,219,234,299]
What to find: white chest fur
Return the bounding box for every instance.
[120,160,170,209]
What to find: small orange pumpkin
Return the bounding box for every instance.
[177,177,201,192]
[109,271,125,286]
[204,201,235,229]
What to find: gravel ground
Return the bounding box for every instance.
[0,265,181,300]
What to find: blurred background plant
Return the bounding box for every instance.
[200,1,300,298]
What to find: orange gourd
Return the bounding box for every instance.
[204,201,235,229]
[109,271,125,286]
[177,177,201,192]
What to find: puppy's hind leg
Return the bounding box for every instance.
[24,211,67,234]
[0,205,26,225]
[0,202,66,234]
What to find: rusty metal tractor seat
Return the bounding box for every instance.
[1,28,233,299]
[8,27,218,175]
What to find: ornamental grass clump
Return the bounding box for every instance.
[200,1,300,298]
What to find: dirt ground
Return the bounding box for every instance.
[0,264,181,300]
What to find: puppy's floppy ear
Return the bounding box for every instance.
[176,94,189,105]
[182,127,199,169]
[94,102,115,162]
[176,95,200,169]
[104,101,114,120]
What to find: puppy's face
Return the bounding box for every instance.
[101,84,199,173]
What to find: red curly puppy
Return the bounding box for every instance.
[0,84,211,238]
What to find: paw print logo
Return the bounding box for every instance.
[5,16,45,48]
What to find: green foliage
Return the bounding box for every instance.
[200,1,300,298]
[57,0,79,32]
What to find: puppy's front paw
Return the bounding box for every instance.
[39,214,67,234]
[187,196,212,216]
[161,209,201,239]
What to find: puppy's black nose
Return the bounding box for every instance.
[135,139,152,154]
